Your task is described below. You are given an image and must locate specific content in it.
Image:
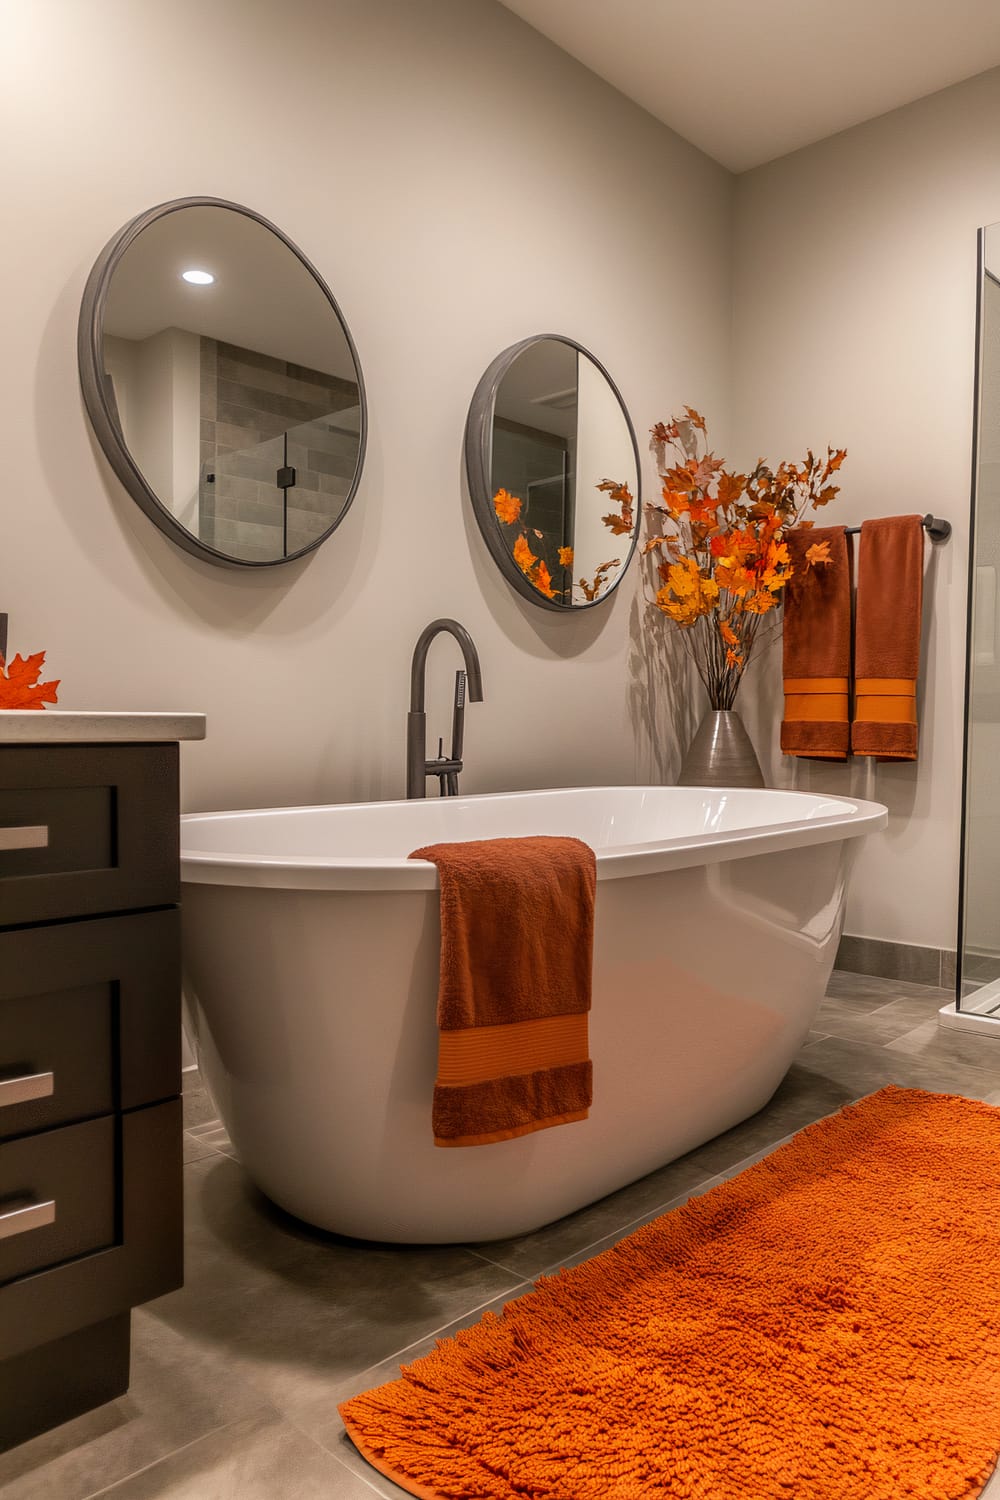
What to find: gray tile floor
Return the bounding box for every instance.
[2,971,999,1499]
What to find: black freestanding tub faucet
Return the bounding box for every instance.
[406,619,484,797]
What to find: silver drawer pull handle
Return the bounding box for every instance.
[0,1198,56,1240]
[0,1072,54,1107]
[0,825,49,852]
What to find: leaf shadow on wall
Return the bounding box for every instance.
[35,277,380,638]
[626,560,696,785]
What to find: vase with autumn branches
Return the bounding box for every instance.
[644,407,845,785]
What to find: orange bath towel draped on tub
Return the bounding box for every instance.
[408,836,596,1148]
[780,524,853,759]
[852,514,924,761]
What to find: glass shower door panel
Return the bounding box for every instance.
[960,227,1000,1011]
[201,434,287,562]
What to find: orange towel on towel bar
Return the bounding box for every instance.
[408,836,595,1148]
[852,514,924,761]
[780,525,852,759]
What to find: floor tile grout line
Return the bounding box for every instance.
[803,1028,1000,1078]
[289,1415,400,1499]
[461,1187,719,1284]
[462,1245,531,1276]
[331,1278,534,1392]
[75,1405,279,1500]
[464,1124,847,1288]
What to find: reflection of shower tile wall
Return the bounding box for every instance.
[492,423,572,588]
[198,338,359,561]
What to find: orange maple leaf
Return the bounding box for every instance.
[716,471,747,507]
[512,534,537,574]
[742,589,778,615]
[493,488,522,525]
[558,546,574,568]
[530,559,558,599]
[0,652,60,710]
[683,406,707,432]
[805,540,833,570]
[720,620,739,647]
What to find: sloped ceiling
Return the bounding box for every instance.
[499,0,1000,171]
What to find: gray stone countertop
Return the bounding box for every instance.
[0,711,206,743]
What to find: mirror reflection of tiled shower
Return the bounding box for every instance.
[960,225,1000,1018]
[198,337,360,562]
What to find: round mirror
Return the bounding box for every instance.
[465,335,640,610]
[79,197,366,567]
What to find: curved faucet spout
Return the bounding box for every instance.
[408,619,483,713]
[407,619,484,798]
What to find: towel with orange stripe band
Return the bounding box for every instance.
[852,514,923,761]
[408,836,595,1148]
[780,524,852,760]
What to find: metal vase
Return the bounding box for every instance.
[677,709,765,789]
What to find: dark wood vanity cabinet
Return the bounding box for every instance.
[0,741,185,1449]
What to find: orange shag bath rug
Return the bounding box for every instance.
[339,1088,1000,1500]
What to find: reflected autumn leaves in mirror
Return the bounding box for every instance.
[491,478,634,604]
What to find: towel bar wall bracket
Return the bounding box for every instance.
[843,514,951,542]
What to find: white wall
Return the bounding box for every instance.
[0,0,732,813]
[733,67,1000,950]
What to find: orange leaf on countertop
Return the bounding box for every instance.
[0,652,60,710]
[492,488,522,525]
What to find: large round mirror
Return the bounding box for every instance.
[465,335,640,610]
[79,197,366,567]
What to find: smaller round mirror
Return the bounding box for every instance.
[79,197,366,567]
[465,335,640,610]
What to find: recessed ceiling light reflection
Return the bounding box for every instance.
[181,269,214,285]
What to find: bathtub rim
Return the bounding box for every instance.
[179,785,887,892]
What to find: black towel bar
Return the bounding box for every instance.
[843,514,951,541]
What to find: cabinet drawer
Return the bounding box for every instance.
[0,1116,115,1285]
[0,744,178,926]
[0,910,180,1137]
[0,1099,181,1361]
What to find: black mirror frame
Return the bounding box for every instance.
[78,196,368,569]
[464,333,641,612]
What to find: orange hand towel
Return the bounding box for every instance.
[780,525,852,759]
[852,515,923,761]
[408,836,595,1148]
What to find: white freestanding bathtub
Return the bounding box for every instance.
[180,786,886,1243]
